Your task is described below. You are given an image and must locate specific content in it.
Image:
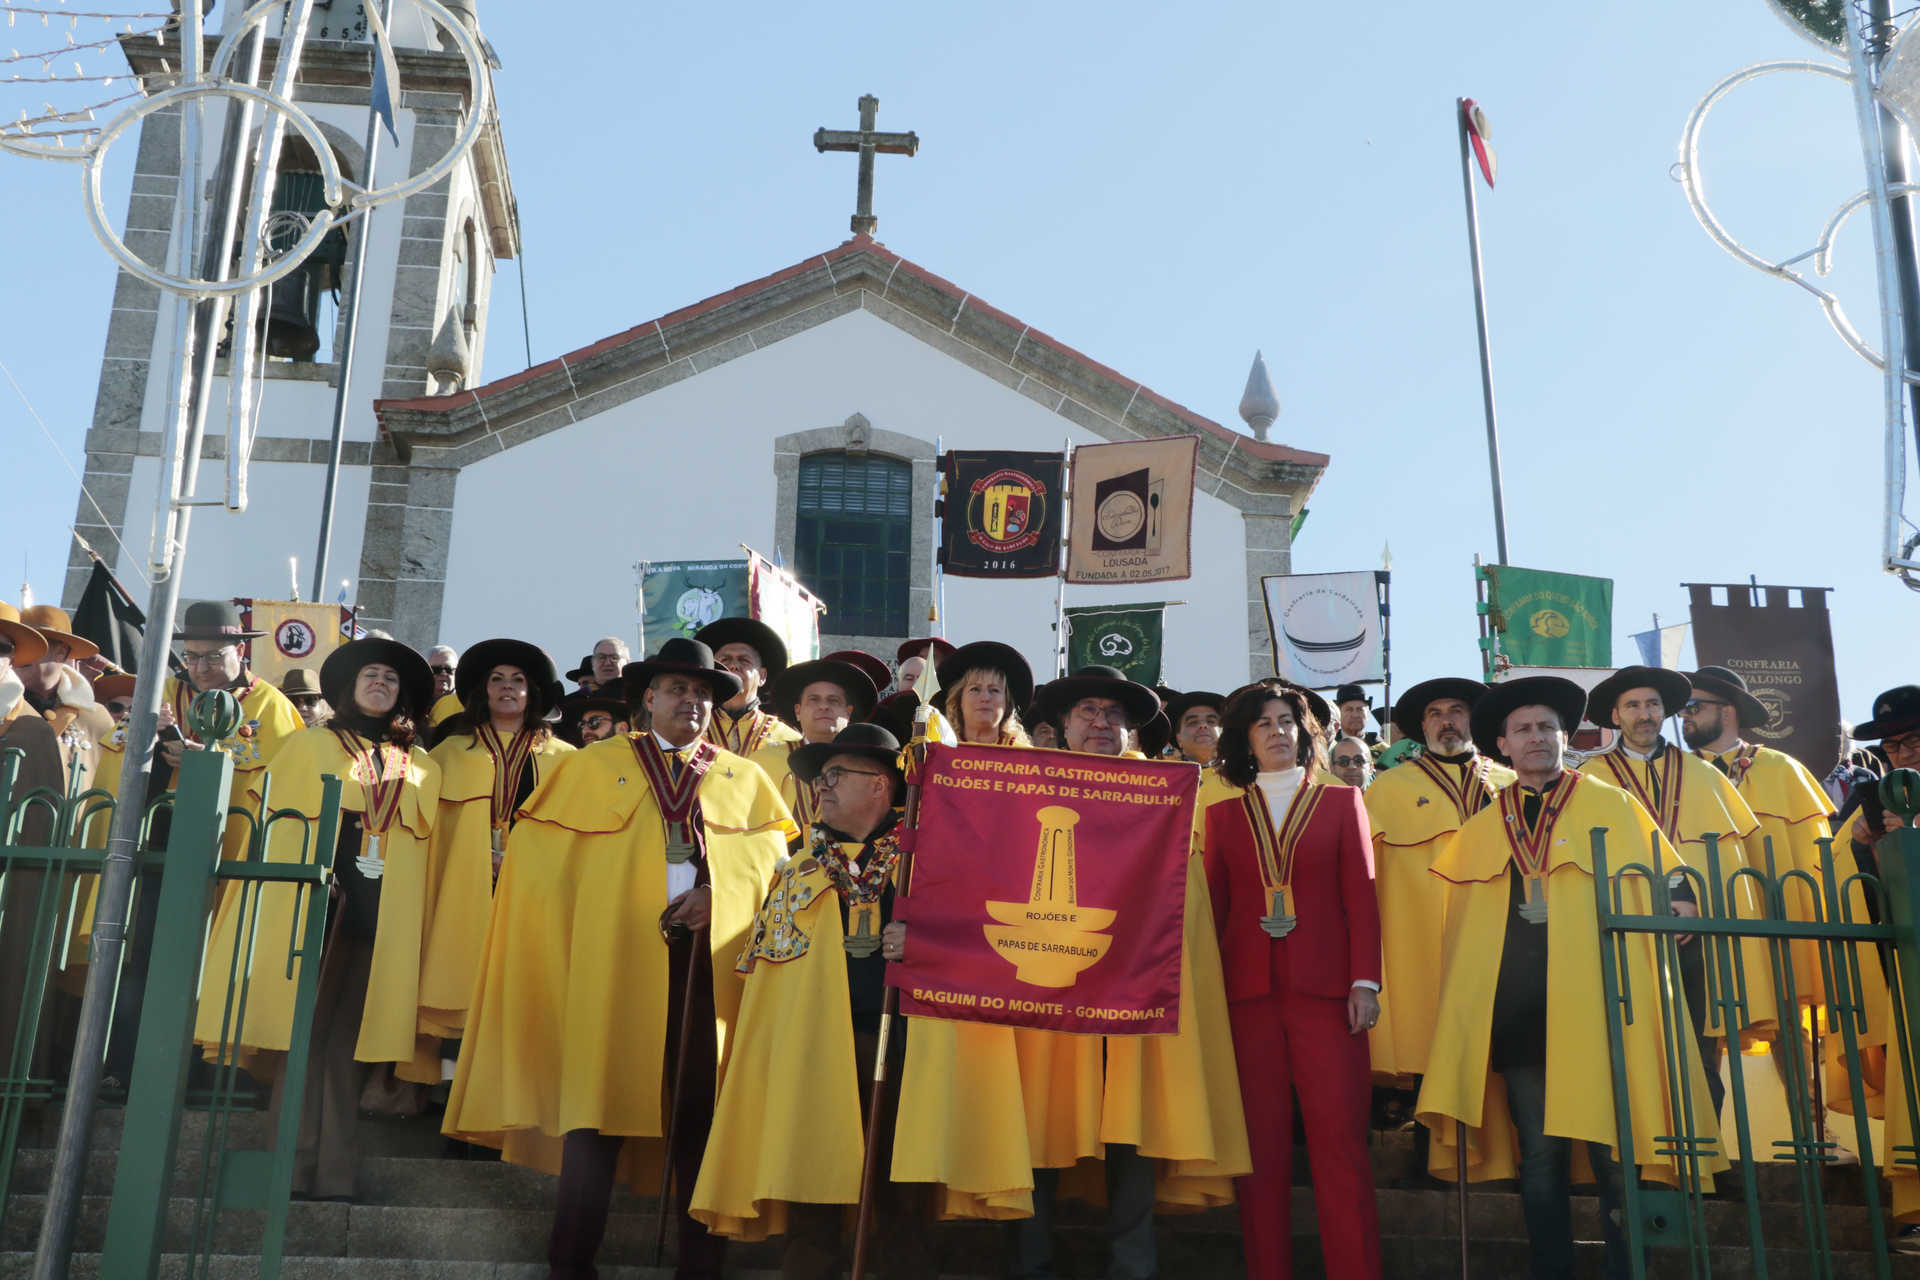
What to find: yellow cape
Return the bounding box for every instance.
[707,707,802,760]
[441,733,796,1189]
[429,690,464,729]
[1577,747,1773,1036]
[1364,754,1515,1082]
[749,738,819,833]
[418,729,575,1037]
[892,841,1250,1216]
[691,842,912,1240]
[192,725,442,1080]
[1416,772,1728,1186]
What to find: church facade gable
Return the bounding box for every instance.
[378,235,1325,682]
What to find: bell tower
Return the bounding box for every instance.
[63,1,517,612]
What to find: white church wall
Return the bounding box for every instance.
[437,308,1253,684]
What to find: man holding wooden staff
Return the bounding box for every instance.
[441,637,795,1280]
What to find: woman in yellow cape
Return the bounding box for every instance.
[419,639,572,1045]
[193,637,442,1200]
[892,662,1249,1257]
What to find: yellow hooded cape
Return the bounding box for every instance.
[418,728,574,1037]
[1417,771,1729,1186]
[1364,752,1515,1082]
[440,733,795,1189]
[691,840,919,1239]
[1577,745,1773,1036]
[192,725,441,1080]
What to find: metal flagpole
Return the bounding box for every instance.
[1376,567,1392,727]
[1055,438,1072,677]
[1457,97,1510,567]
[312,0,395,602]
[933,435,945,626]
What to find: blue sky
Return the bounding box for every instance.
[0,2,1910,738]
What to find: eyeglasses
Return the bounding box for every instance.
[1680,698,1729,714]
[581,714,614,731]
[817,766,888,789]
[1332,756,1369,768]
[1885,732,1920,755]
[430,665,456,675]
[1069,703,1130,726]
[181,648,236,668]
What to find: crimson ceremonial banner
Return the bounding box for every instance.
[888,744,1197,1036]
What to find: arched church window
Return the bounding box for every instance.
[795,452,911,636]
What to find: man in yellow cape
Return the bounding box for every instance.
[1365,676,1515,1187]
[442,636,795,1280]
[887,664,1249,1279]
[696,617,802,761]
[1577,666,1771,1111]
[748,655,879,836]
[691,722,935,1277]
[1418,676,1727,1279]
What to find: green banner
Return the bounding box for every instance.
[1065,603,1166,687]
[1485,564,1612,667]
[640,559,749,650]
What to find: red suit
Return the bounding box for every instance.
[1203,779,1383,1280]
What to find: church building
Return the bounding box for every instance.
[63,6,1327,685]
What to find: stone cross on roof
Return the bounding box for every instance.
[813,94,919,236]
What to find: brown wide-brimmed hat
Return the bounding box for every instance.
[0,603,49,666]
[1686,666,1770,731]
[320,636,434,717]
[1585,666,1693,729]
[1391,677,1491,743]
[280,668,323,699]
[20,604,99,661]
[623,636,744,706]
[694,617,788,678]
[895,636,957,667]
[174,600,265,642]
[1471,676,1589,760]
[823,648,892,695]
[92,671,137,703]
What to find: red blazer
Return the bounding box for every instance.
[1202,780,1381,1003]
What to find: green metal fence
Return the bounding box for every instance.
[1592,770,1920,1279]
[0,699,338,1279]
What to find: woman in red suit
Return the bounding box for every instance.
[1202,684,1383,1280]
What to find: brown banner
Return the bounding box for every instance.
[1065,435,1198,584]
[1684,583,1842,777]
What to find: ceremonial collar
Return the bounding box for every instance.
[1517,770,1569,803]
[1619,738,1667,763]
[652,730,700,756]
[717,699,761,722]
[817,811,900,846]
[1426,748,1477,767]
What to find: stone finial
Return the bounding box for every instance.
[427,312,471,396]
[1238,350,1279,442]
[843,412,871,453]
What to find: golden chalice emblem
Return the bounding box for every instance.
[983,805,1116,987]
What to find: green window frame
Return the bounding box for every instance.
[795,452,912,636]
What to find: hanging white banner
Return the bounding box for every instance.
[1262,571,1385,686]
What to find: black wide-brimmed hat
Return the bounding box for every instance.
[320,636,434,718]
[622,637,744,705]
[174,600,264,641]
[789,721,905,785]
[824,648,892,695]
[1686,665,1770,730]
[895,636,957,667]
[1137,708,1174,758]
[1165,689,1226,725]
[1334,683,1371,707]
[1471,676,1589,759]
[456,638,559,705]
[1585,666,1694,728]
[1857,686,1920,741]
[867,689,920,744]
[770,658,879,723]
[936,641,1036,715]
[1042,665,1160,727]
[694,617,788,678]
[1392,676,1491,743]
[565,655,594,684]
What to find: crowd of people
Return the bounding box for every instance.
[1,594,1918,1280]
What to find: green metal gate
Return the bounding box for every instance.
[1591,770,1920,1279]
[0,692,339,1278]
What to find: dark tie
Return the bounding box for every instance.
[1710,754,1732,779]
